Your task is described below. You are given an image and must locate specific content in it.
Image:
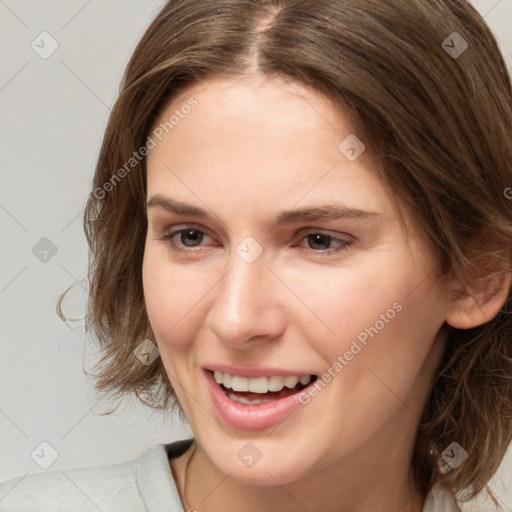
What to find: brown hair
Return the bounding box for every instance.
[58,0,512,507]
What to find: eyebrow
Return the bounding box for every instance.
[146,194,382,226]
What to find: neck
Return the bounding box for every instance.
[180,411,426,512]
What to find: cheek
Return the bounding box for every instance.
[284,261,403,354]
[289,252,445,382]
[288,262,445,450]
[142,245,207,352]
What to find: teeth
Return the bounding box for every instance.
[213,371,313,394]
[268,375,285,392]
[226,391,275,405]
[249,377,268,393]
[284,376,299,388]
[230,375,249,392]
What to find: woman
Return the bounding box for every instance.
[1,0,511,510]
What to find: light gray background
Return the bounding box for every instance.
[1,0,511,508]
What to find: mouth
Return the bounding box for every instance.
[208,369,318,405]
[203,368,321,430]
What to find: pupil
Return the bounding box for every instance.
[310,234,330,250]
[181,229,203,246]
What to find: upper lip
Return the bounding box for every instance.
[204,364,316,379]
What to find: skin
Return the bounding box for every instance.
[141,74,505,512]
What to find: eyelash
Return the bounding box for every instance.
[160,227,353,256]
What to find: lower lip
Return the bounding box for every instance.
[203,369,314,431]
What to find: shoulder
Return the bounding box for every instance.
[0,441,190,512]
[0,456,137,512]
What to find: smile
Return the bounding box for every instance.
[203,368,319,428]
[213,371,316,404]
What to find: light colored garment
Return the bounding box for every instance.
[0,439,471,511]
[0,440,189,512]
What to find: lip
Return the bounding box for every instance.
[203,368,317,431]
[204,364,315,379]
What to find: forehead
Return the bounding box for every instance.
[145,76,414,236]
[151,75,345,158]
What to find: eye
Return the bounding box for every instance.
[159,226,353,256]
[161,227,212,253]
[299,232,352,254]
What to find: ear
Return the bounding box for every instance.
[446,269,511,330]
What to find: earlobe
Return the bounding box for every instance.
[446,271,511,330]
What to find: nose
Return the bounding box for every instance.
[205,245,286,349]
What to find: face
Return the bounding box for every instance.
[142,75,451,485]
